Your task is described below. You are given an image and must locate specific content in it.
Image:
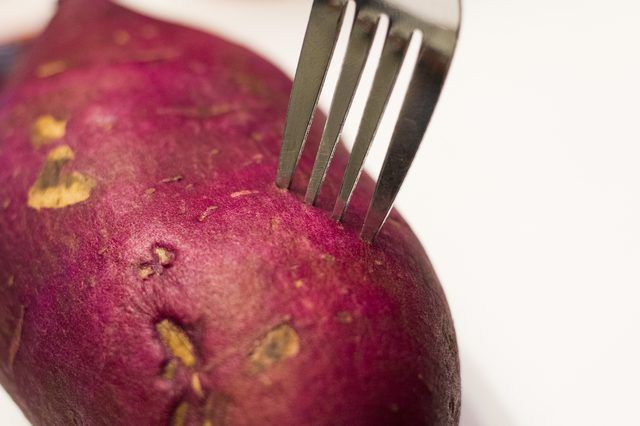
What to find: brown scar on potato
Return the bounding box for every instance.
[113,30,131,45]
[234,73,268,95]
[8,306,25,371]
[156,104,232,119]
[322,254,336,264]
[6,275,15,288]
[130,48,181,63]
[27,145,97,210]
[230,190,258,198]
[161,175,183,184]
[198,206,218,223]
[154,247,175,267]
[177,201,187,215]
[203,393,230,426]
[141,25,159,39]
[138,263,155,280]
[156,319,197,368]
[203,397,215,426]
[244,153,263,166]
[36,60,67,78]
[31,115,67,148]
[172,401,189,426]
[336,311,354,324]
[249,324,300,372]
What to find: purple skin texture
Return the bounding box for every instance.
[0,1,460,425]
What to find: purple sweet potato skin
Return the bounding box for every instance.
[0,1,460,425]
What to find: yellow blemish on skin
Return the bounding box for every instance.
[36,60,67,78]
[178,201,187,216]
[113,30,131,45]
[156,104,232,118]
[270,217,280,231]
[138,264,154,280]
[322,254,336,263]
[161,175,183,184]
[294,280,304,289]
[132,48,181,63]
[27,145,97,210]
[336,311,353,324]
[156,320,197,368]
[230,190,258,198]
[8,306,25,371]
[155,247,175,266]
[198,206,218,223]
[203,395,216,426]
[163,359,179,380]
[141,25,159,39]
[191,373,204,398]
[7,275,15,288]
[31,115,67,148]
[389,217,403,228]
[172,402,189,426]
[249,324,300,372]
[234,73,267,95]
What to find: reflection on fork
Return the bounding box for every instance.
[276,0,461,242]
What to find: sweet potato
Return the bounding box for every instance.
[0,1,460,424]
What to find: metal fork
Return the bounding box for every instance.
[276,0,461,242]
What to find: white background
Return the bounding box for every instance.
[1,0,639,425]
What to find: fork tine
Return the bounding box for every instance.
[276,0,352,189]
[361,34,446,242]
[304,14,390,205]
[331,31,407,221]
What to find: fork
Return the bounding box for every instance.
[276,0,461,242]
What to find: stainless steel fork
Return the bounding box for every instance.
[276,0,461,242]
